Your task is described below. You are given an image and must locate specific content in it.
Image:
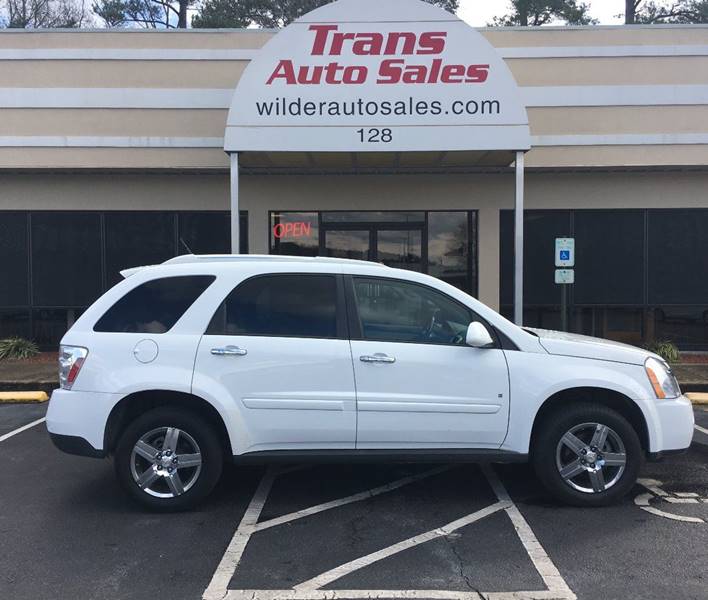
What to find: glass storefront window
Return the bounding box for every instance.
[322,211,424,223]
[0,210,248,350]
[427,212,471,291]
[654,306,708,350]
[270,212,319,257]
[270,210,477,295]
[0,309,30,340]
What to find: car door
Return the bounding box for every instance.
[348,276,510,449]
[194,272,357,453]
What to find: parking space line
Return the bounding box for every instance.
[482,466,576,600]
[695,424,708,436]
[203,467,278,600]
[294,500,511,591]
[222,588,573,599]
[224,590,485,599]
[0,417,46,443]
[254,465,453,532]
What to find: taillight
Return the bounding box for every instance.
[59,345,88,390]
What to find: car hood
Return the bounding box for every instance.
[527,328,655,366]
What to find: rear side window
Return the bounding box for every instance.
[207,274,338,339]
[94,275,215,334]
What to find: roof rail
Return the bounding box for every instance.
[162,254,388,268]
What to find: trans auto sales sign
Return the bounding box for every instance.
[225,0,530,153]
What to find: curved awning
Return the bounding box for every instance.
[225,0,530,158]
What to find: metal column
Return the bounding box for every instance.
[514,151,525,326]
[230,153,240,254]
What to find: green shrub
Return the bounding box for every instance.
[647,340,680,364]
[0,337,40,360]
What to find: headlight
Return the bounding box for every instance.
[644,357,680,399]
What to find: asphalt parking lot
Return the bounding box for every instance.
[1,403,706,600]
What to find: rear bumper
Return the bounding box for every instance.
[46,388,120,453]
[49,432,106,458]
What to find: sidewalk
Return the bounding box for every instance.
[0,360,57,395]
[1,358,708,396]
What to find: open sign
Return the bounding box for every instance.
[273,221,313,239]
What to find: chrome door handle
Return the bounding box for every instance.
[360,353,395,364]
[211,345,247,356]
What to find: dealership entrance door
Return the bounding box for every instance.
[271,210,478,294]
[322,217,423,271]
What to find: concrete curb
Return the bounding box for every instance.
[685,393,708,405]
[0,391,49,403]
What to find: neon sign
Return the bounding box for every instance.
[273,222,313,239]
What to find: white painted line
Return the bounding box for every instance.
[223,590,485,599]
[203,467,278,600]
[482,466,575,599]
[637,478,669,497]
[634,492,705,523]
[674,492,700,498]
[665,497,700,504]
[0,417,46,443]
[254,466,453,532]
[694,424,708,436]
[222,587,573,599]
[293,500,511,591]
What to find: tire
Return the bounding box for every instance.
[531,402,642,507]
[114,406,223,511]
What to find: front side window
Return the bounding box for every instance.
[207,274,338,339]
[94,275,215,334]
[353,277,476,346]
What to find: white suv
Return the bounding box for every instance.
[47,255,694,510]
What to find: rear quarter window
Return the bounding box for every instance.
[94,275,215,334]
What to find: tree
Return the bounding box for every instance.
[625,0,708,23]
[93,0,193,27]
[192,0,459,29]
[2,0,91,26]
[489,0,596,26]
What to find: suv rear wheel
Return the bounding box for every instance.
[532,402,642,507]
[114,406,223,511]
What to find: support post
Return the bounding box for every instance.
[514,151,525,326]
[230,152,240,254]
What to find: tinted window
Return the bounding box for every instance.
[0,212,28,306]
[94,276,214,333]
[208,274,338,339]
[105,213,176,286]
[574,210,644,305]
[500,210,572,306]
[178,211,249,255]
[648,210,708,305]
[31,212,102,306]
[353,277,474,345]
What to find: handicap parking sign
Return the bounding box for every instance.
[555,238,575,267]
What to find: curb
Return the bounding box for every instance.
[685,393,708,405]
[0,391,49,403]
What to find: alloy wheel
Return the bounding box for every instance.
[129,427,203,498]
[555,422,627,494]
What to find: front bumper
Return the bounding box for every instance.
[650,394,695,453]
[46,388,121,456]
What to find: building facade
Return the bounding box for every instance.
[1,20,707,348]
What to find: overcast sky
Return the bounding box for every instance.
[457,0,625,26]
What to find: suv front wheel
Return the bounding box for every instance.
[114,406,223,511]
[532,402,642,507]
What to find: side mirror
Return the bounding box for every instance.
[466,322,494,348]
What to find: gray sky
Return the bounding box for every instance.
[458,0,625,26]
